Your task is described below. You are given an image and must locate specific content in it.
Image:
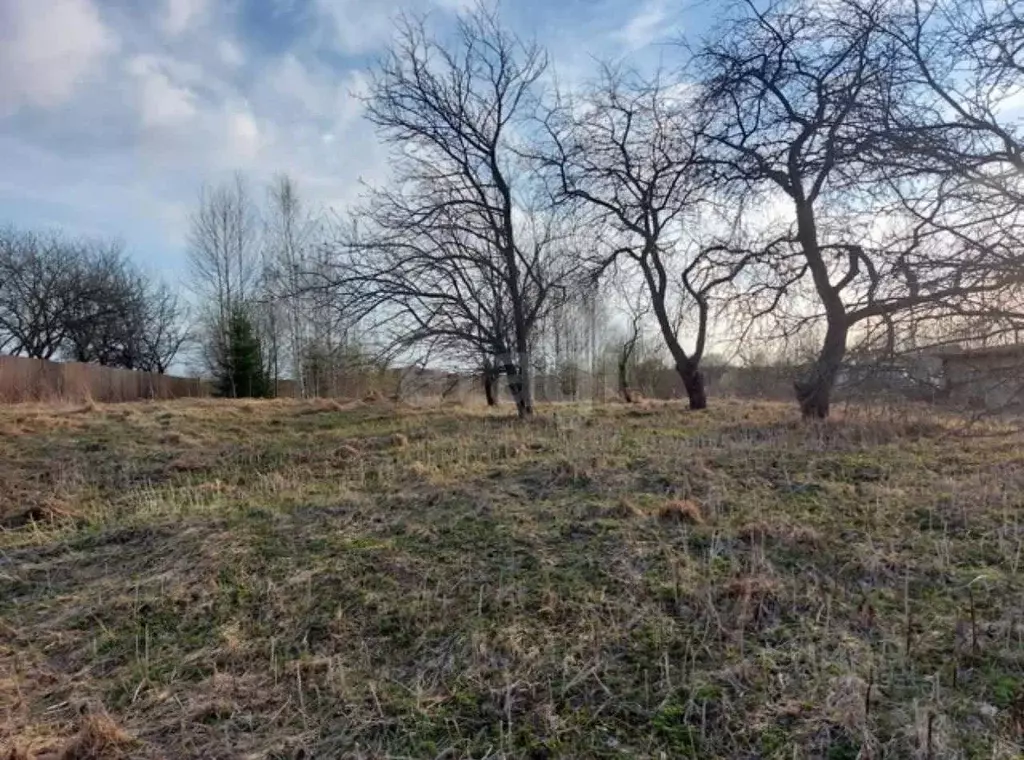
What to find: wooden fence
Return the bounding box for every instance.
[0,356,208,403]
[0,355,805,406]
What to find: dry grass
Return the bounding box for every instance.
[1,397,1023,758]
[56,712,136,760]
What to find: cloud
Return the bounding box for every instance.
[0,0,118,115]
[994,86,1024,118]
[1,0,661,279]
[127,56,199,130]
[616,0,670,50]
[259,53,368,128]
[162,0,208,36]
[264,54,331,115]
[312,0,480,55]
[219,39,246,67]
[226,108,262,162]
[432,0,477,12]
[312,0,400,54]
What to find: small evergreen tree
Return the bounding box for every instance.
[216,305,271,398]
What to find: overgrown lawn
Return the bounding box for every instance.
[2,398,1023,758]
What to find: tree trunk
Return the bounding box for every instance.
[618,356,634,403]
[483,360,499,407]
[678,362,707,410]
[502,362,524,415]
[518,350,534,417]
[502,355,534,418]
[794,319,848,419]
[791,200,849,419]
[640,253,708,412]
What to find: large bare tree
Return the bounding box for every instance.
[696,0,895,417]
[868,0,1024,353]
[0,227,88,359]
[696,0,1024,417]
[62,241,139,366]
[0,226,189,371]
[539,68,749,409]
[337,6,574,417]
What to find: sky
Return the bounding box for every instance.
[0,0,710,284]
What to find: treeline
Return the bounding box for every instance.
[5,0,1023,417]
[0,227,188,373]
[184,174,380,399]
[318,0,1024,418]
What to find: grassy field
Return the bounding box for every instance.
[1,397,1023,759]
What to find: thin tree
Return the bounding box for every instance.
[133,280,191,373]
[615,278,650,403]
[187,174,261,395]
[263,175,320,396]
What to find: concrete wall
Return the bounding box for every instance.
[943,353,1024,411]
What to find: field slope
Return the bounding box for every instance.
[2,398,1023,758]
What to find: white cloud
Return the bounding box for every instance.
[313,0,477,55]
[313,0,397,54]
[162,0,208,36]
[218,39,245,68]
[266,55,330,115]
[0,0,117,115]
[432,0,476,11]
[261,54,368,128]
[617,0,670,50]
[127,56,198,130]
[993,87,1024,119]
[226,108,261,162]
[0,0,524,277]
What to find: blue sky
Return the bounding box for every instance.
[0,0,707,283]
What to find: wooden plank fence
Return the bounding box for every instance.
[0,356,207,403]
[0,355,802,405]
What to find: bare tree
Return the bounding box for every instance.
[698,0,1024,417]
[867,0,1024,352]
[62,241,140,366]
[696,0,891,417]
[295,234,371,398]
[337,6,571,417]
[62,250,190,374]
[187,174,261,392]
[188,175,260,324]
[0,226,190,372]
[133,280,191,374]
[878,0,1024,186]
[693,2,932,413]
[263,175,321,396]
[0,227,73,358]
[482,355,502,406]
[539,68,748,409]
[0,227,112,360]
[615,278,650,403]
